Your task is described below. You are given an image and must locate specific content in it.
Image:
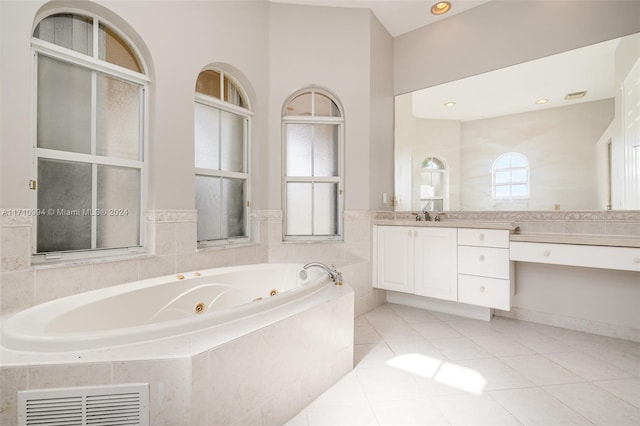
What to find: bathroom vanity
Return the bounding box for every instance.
[373,217,640,325]
[373,220,517,320]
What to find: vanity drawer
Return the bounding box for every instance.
[458,274,511,311]
[458,246,510,279]
[510,241,640,272]
[458,228,509,248]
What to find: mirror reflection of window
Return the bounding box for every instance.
[492,152,530,199]
[420,156,447,211]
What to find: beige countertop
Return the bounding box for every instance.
[510,232,640,248]
[373,219,518,231]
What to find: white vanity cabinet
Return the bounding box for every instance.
[373,226,458,301]
[457,229,513,310]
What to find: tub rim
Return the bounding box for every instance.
[1,263,332,354]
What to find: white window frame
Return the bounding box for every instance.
[491,152,530,200]
[282,88,344,242]
[30,13,149,263]
[195,70,252,247]
[420,156,449,211]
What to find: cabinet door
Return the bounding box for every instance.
[374,226,414,293]
[414,227,458,301]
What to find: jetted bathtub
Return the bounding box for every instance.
[1,263,334,354]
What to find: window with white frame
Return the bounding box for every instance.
[32,13,148,259]
[420,156,447,211]
[492,152,530,199]
[194,69,250,244]
[282,89,343,241]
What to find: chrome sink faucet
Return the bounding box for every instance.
[301,262,343,285]
[421,206,432,221]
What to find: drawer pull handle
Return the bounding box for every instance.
[479,255,485,262]
[479,286,486,293]
[634,257,640,264]
[543,249,551,257]
[479,233,485,241]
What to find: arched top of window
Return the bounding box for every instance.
[33,13,144,74]
[196,69,249,110]
[493,152,528,170]
[422,157,445,170]
[283,88,342,118]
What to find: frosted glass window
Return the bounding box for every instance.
[33,11,147,257]
[97,166,140,248]
[313,125,339,177]
[221,111,245,173]
[286,183,313,235]
[37,56,92,154]
[313,183,338,235]
[283,88,343,240]
[97,74,141,160]
[36,159,92,253]
[34,14,93,56]
[285,124,313,176]
[195,176,247,241]
[492,152,529,199]
[194,104,220,170]
[196,176,222,241]
[222,178,246,238]
[194,68,250,244]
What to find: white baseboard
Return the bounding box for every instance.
[494,307,640,342]
[386,291,492,321]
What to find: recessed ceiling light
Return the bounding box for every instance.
[535,99,549,105]
[431,1,451,15]
[444,101,456,107]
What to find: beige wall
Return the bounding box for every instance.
[368,13,395,211]
[1,0,394,212]
[461,99,613,211]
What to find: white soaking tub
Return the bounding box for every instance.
[1,263,333,354]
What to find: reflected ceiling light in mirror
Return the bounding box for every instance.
[535,98,549,105]
[565,91,587,100]
[444,101,456,107]
[431,1,451,15]
[410,36,618,121]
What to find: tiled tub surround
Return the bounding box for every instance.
[1,285,355,425]
[0,209,372,425]
[1,209,382,317]
[375,210,640,342]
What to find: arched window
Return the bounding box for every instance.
[492,152,529,199]
[282,88,343,240]
[420,156,448,211]
[32,12,149,259]
[194,68,251,244]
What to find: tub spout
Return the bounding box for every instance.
[302,262,343,286]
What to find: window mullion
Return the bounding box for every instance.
[92,17,99,60]
[90,70,98,249]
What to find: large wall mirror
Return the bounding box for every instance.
[395,32,640,212]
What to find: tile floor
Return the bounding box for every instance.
[286,303,640,426]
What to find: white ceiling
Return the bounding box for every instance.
[269,0,491,37]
